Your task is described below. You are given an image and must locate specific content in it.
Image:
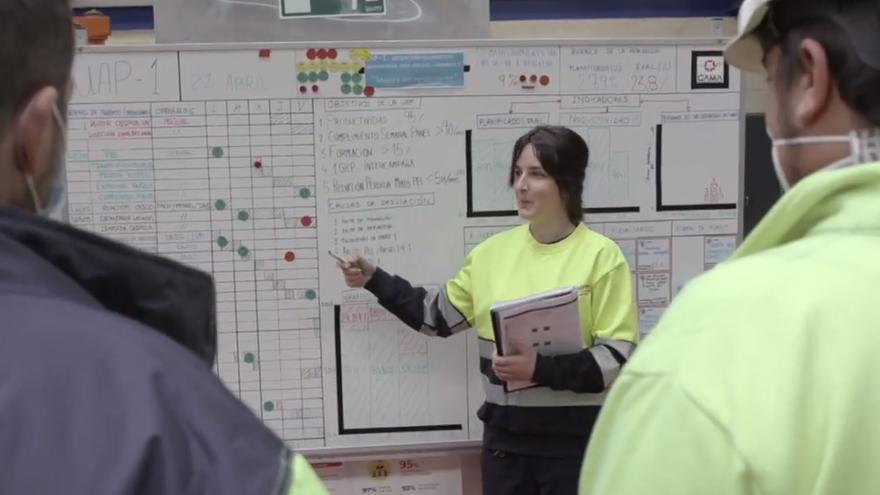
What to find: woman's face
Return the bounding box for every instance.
[512,144,567,224]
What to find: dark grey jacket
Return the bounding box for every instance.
[0,207,291,494]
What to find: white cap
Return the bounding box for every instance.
[724,0,773,73]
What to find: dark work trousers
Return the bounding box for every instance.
[481,448,583,495]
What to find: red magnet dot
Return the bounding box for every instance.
[306,48,317,60]
[317,48,328,59]
[284,251,295,262]
[328,48,338,59]
[539,75,550,86]
[311,84,319,93]
[518,74,527,82]
[299,85,308,94]
[364,86,375,97]
[530,74,538,82]
[254,160,262,169]
[300,216,313,227]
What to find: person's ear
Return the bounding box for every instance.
[791,38,833,129]
[14,86,59,178]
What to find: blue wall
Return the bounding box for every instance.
[73,6,153,30]
[74,1,743,30]
[491,0,740,21]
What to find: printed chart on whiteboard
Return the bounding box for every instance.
[67,42,743,451]
[280,0,386,18]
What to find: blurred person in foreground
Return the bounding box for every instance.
[0,1,327,493]
[579,0,880,493]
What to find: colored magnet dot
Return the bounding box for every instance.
[311,84,319,93]
[300,216,313,227]
[308,72,318,82]
[243,352,255,364]
[328,48,338,59]
[364,86,375,97]
[353,85,363,95]
[306,48,316,60]
[216,236,229,248]
[519,74,527,82]
[351,73,363,83]
[540,75,550,86]
[238,210,249,221]
[237,246,250,258]
[212,146,224,158]
[284,251,296,262]
[253,160,262,169]
[299,86,308,94]
[530,74,538,82]
[305,289,317,300]
[214,199,226,211]
[341,73,351,83]
[341,84,352,94]
[299,187,311,198]
[263,401,275,412]
[297,72,308,83]
[319,70,329,81]
[317,48,328,59]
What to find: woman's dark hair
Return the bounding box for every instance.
[756,0,880,126]
[509,126,589,225]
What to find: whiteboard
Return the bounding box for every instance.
[66,40,744,453]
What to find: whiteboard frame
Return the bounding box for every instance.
[80,36,732,52]
[71,36,744,457]
[737,71,749,245]
[302,439,481,459]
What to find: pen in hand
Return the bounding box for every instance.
[328,250,348,267]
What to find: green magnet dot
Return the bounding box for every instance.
[263,401,275,412]
[297,72,309,83]
[214,199,226,211]
[238,210,249,221]
[341,72,352,83]
[353,85,363,95]
[305,289,317,300]
[216,236,229,248]
[244,352,255,364]
[341,84,352,94]
[319,70,329,81]
[238,246,250,258]
[308,72,319,82]
[352,73,362,83]
[212,146,224,158]
[299,187,311,199]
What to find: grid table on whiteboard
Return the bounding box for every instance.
[66,99,325,444]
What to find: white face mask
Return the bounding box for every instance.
[24,103,67,219]
[767,127,880,191]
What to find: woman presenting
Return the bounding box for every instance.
[338,126,638,495]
